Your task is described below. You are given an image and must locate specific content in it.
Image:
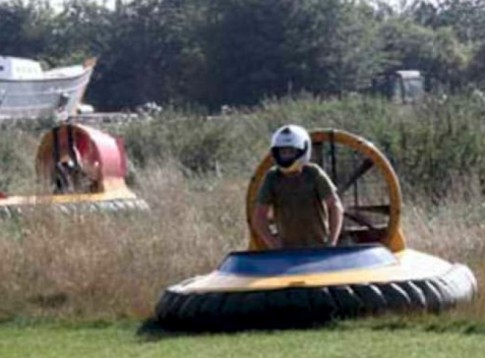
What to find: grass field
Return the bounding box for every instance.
[1,98,485,356]
[1,317,485,358]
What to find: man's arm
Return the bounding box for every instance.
[252,204,282,249]
[324,192,344,246]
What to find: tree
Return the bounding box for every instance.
[377,18,468,92]
[0,0,53,59]
[195,0,385,107]
[46,0,113,66]
[81,0,200,109]
[435,0,485,45]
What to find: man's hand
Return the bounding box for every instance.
[252,204,282,249]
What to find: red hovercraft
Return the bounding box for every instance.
[0,122,147,216]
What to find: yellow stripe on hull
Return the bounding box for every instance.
[0,187,137,207]
[172,249,453,294]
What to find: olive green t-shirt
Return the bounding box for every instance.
[256,163,337,248]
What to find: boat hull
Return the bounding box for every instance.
[0,64,94,120]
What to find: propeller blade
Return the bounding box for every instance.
[344,210,376,230]
[338,158,374,195]
[346,204,390,215]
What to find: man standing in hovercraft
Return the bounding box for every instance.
[253,125,344,249]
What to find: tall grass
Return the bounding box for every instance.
[0,163,247,320]
[1,95,485,322]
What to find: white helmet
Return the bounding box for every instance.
[271,125,311,172]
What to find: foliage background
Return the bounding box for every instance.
[2,0,485,110]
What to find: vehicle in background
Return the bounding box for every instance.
[372,70,425,104]
[0,56,96,121]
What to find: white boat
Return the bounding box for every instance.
[0,56,96,120]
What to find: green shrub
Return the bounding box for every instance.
[3,94,485,199]
[0,129,37,194]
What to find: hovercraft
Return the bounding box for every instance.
[0,122,147,217]
[152,129,477,332]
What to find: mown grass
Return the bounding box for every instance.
[1,316,485,358]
